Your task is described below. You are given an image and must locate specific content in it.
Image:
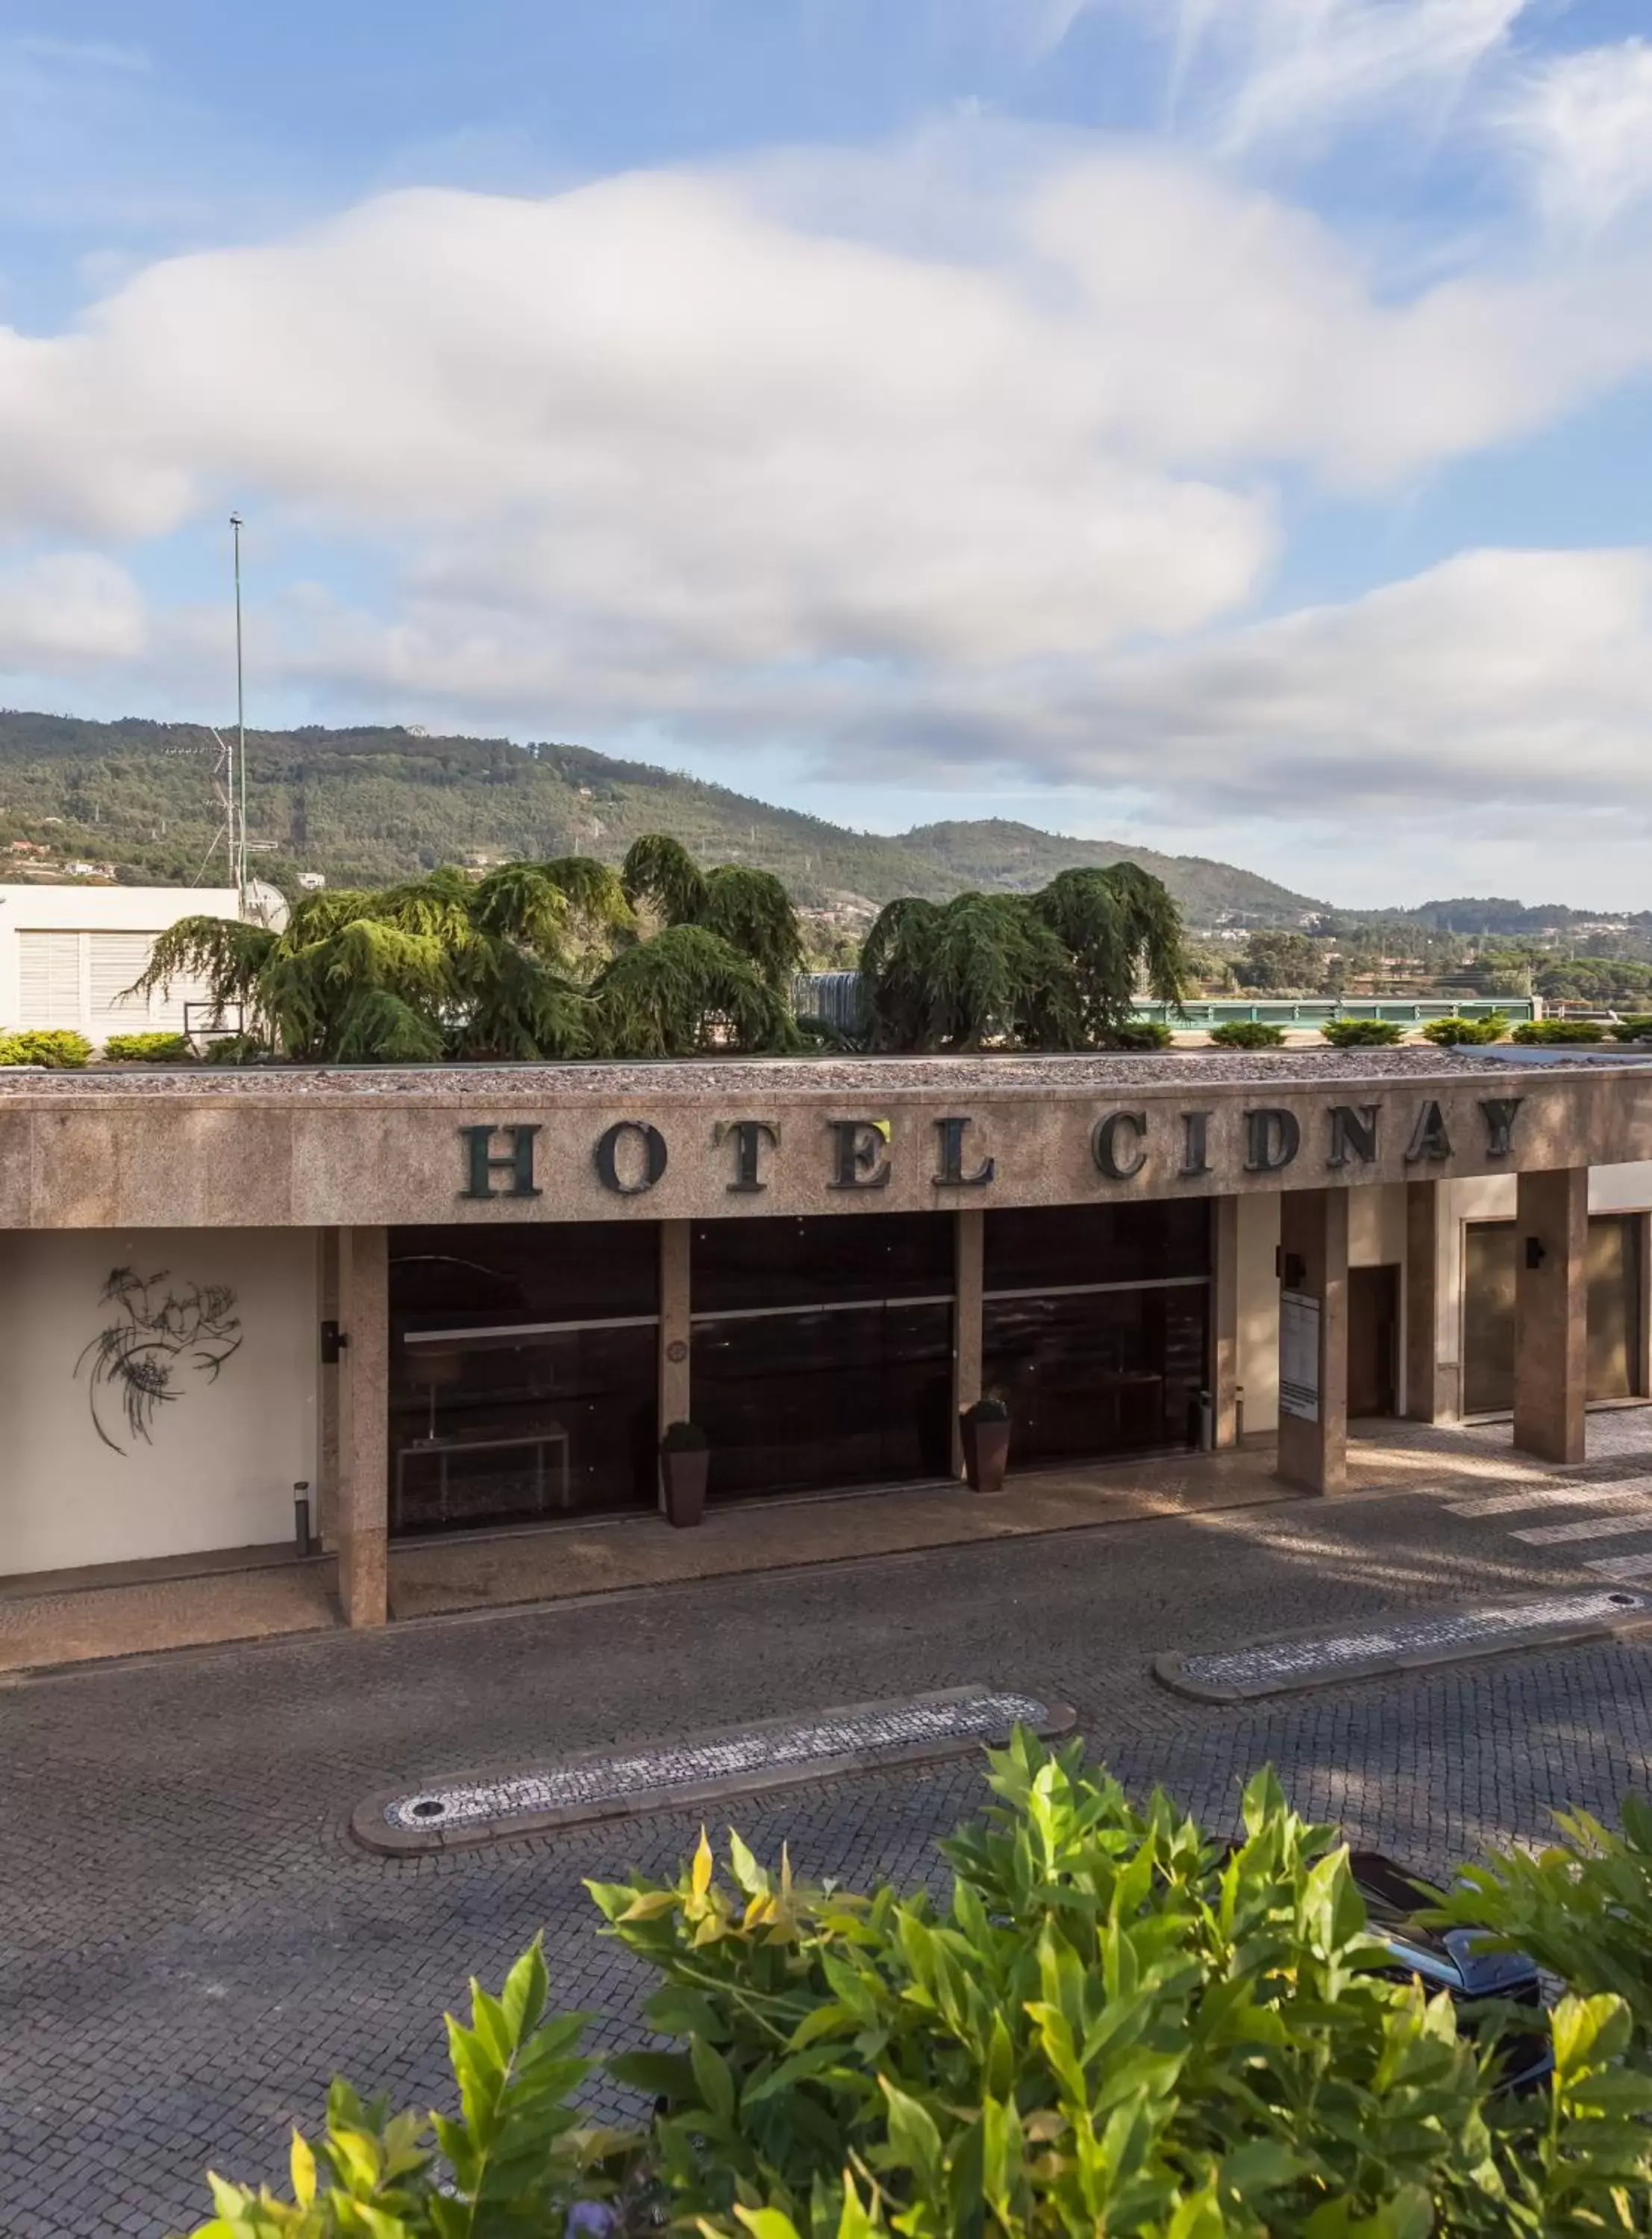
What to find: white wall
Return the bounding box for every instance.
[0,884,240,1040]
[0,1228,317,1575]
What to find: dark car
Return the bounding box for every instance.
[1348,1849,1552,2094]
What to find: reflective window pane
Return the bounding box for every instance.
[984,1201,1210,1291]
[692,1212,953,1314]
[983,1286,1209,1467]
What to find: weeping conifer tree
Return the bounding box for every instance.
[135,840,803,1063]
[860,863,1188,1053]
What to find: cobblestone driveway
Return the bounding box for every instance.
[4,1464,1652,2238]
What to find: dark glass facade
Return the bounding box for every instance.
[982,1203,1211,1468]
[691,1214,954,1499]
[388,1225,658,1534]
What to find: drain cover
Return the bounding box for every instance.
[1157,1588,1651,1702]
[353,1684,1074,1854]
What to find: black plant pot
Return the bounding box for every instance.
[960,1415,1010,1494]
[660,1449,709,1528]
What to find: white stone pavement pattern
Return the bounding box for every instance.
[4,1408,1652,2238]
[382,1690,1053,1833]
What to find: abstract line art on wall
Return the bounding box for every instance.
[75,1268,243,1454]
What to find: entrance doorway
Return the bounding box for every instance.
[1347,1264,1399,1418]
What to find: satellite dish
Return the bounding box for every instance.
[243,878,290,931]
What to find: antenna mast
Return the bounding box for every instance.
[230,512,248,904]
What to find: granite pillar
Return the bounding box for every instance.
[1403,1179,1456,1424]
[1276,1187,1349,1495]
[1513,1166,1588,1465]
[337,1224,389,1627]
[316,1226,340,1543]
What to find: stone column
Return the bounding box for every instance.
[337,1225,389,1627]
[316,1227,340,1542]
[658,1220,692,1508]
[1212,1196,1239,1448]
[1403,1179,1456,1423]
[1639,1212,1652,1402]
[1276,1187,1349,1494]
[1513,1167,1588,1465]
[951,1207,985,1477]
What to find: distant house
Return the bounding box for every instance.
[0,884,242,1041]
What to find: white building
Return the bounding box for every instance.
[0,884,241,1043]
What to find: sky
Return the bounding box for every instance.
[2,2,1652,908]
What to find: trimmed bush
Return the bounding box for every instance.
[101,1031,191,1063]
[659,1419,709,1453]
[201,1031,271,1065]
[1208,1019,1286,1049]
[0,1028,93,1069]
[1421,1013,1508,1046]
[1104,1019,1175,1050]
[1610,1015,1652,1043]
[1512,1019,1606,1045]
[961,1393,1011,1423]
[1319,1017,1404,1048]
[189,1731,1652,2239]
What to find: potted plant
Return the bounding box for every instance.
[959,1396,1012,1493]
[659,1420,710,1528]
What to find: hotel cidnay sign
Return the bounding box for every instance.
[460,1095,1528,1202]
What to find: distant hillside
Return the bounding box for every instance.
[0,711,1321,927]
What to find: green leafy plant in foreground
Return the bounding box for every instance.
[189,1734,1652,2238]
[101,1030,192,1062]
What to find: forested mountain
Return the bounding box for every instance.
[0,711,1321,925]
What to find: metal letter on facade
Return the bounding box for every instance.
[716,1119,780,1194]
[1326,1104,1379,1169]
[1480,1098,1524,1158]
[933,1116,995,1188]
[1404,1101,1453,1164]
[1178,1111,1212,1178]
[1092,1111,1148,1181]
[1244,1108,1301,1173]
[460,1123,542,1200]
[827,1118,892,1190]
[592,1120,669,1196]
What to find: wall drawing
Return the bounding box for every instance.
[75,1268,243,1454]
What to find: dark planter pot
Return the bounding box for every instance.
[960,1416,1010,1494]
[660,1449,709,1528]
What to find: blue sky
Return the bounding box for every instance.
[3,1,1652,905]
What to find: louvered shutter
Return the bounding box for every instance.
[18,932,85,1029]
[90,932,156,1021]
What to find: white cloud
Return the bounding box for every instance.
[1504,40,1652,234]
[4,135,1652,879]
[0,551,146,669]
[1061,0,1529,153]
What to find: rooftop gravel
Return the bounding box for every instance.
[0,1046,1637,1099]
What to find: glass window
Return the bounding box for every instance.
[693,1302,954,1499]
[388,1223,659,1533]
[692,1212,953,1314]
[690,1212,954,1497]
[983,1286,1209,1469]
[984,1201,1210,1292]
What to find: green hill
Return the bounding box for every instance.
[0,711,1321,927]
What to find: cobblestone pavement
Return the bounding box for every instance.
[5,1444,1652,2237]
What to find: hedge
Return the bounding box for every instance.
[0,1028,93,1068]
[1208,1020,1286,1049]
[1318,1018,1404,1048]
[1512,1019,1606,1045]
[101,1031,191,1063]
